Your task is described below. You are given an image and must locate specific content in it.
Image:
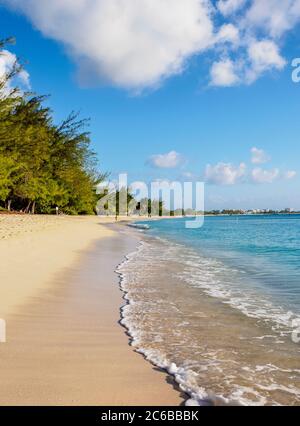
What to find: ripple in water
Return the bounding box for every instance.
[117,236,300,406]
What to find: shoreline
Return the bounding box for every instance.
[116,237,195,406]
[0,215,183,406]
[119,217,300,406]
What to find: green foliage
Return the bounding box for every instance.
[0,154,18,201]
[0,39,104,215]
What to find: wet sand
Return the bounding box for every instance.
[0,218,183,405]
[119,233,300,406]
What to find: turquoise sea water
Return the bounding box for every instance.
[143,214,300,318]
[119,215,300,405]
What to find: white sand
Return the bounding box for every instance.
[0,215,114,319]
[0,215,182,406]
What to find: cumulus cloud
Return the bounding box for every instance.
[3,0,215,90]
[215,24,240,45]
[0,49,30,94]
[204,150,296,185]
[205,163,296,185]
[210,38,287,86]
[217,0,247,16]
[3,0,299,90]
[251,147,270,164]
[210,39,286,86]
[246,39,286,82]
[251,167,279,183]
[204,162,246,185]
[147,151,183,169]
[210,58,240,86]
[244,0,300,38]
[0,50,16,78]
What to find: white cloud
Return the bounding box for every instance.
[147,151,183,169]
[284,170,297,179]
[210,58,240,86]
[244,0,300,38]
[0,49,30,94]
[3,0,214,90]
[18,69,30,88]
[217,0,247,17]
[204,162,246,185]
[3,0,299,91]
[204,149,296,185]
[216,24,240,45]
[251,168,279,183]
[217,3,292,87]
[0,50,16,78]
[246,39,286,82]
[210,38,286,87]
[251,147,270,164]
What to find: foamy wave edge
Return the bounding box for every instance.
[115,241,242,407]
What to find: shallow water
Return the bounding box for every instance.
[118,216,300,406]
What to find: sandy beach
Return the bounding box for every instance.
[0,215,183,406]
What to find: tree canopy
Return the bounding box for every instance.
[0,39,104,215]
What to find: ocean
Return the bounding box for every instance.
[117,215,300,406]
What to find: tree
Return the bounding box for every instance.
[0,38,105,215]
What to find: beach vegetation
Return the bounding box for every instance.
[0,39,105,215]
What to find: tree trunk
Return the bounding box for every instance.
[6,200,12,211]
[24,201,31,214]
[31,201,36,215]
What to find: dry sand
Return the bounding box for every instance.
[0,215,113,319]
[0,215,183,406]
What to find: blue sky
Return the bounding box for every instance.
[1,1,300,210]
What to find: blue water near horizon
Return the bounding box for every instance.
[137,214,300,328]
